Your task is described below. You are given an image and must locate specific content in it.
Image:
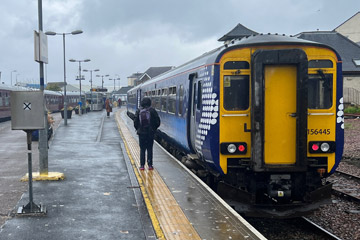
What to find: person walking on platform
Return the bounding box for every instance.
[105,98,112,117]
[134,97,160,170]
[118,98,122,108]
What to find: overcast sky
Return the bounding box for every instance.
[0,0,359,89]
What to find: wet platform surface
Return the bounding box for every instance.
[0,110,154,240]
[0,109,265,240]
[117,110,265,240]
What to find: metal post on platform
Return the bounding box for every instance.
[37,0,48,176]
[69,58,90,115]
[17,131,46,214]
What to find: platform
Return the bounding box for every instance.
[0,109,265,240]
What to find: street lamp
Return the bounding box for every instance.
[96,74,109,90]
[69,58,90,115]
[83,68,99,111]
[45,29,83,125]
[11,70,17,86]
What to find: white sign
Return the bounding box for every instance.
[34,30,48,64]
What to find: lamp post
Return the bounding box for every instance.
[96,74,109,90]
[69,58,90,115]
[83,68,99,111]
[45,30,83,126]
[11,70,17,86]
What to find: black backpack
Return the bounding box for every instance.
[139,108,151,128]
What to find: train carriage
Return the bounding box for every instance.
[127,34,344,217]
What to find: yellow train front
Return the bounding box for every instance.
[214,34,344,217]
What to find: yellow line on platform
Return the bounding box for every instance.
[115,110,201,240]
[21,172,65,182]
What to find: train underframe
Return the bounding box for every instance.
[217,164,332,218]
[157,134,332,218]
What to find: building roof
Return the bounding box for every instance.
[296,31,360,73]
[127,72,143,79]
[114,86,132,95]
[141,66,174,79]
[218,23,258,42]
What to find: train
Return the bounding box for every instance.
[0,84,84,122]
[127,34,344,218]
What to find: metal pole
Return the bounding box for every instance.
[102,76,104,89]
[90,71,93,111]
[38,0,48,175]
[27,131,34,211]
[63,34,68,125]
[79,61,82,116]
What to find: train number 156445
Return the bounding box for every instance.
[307,129,330,135]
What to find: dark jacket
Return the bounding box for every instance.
[134,107,160,135]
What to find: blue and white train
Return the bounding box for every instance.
[127,34,344,217]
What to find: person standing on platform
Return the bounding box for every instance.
[134,97,160,170]
[105,98,112,117]
[118,98,122,108]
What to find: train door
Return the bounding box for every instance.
[188,73,199,152]
[251,49,308,171]
[137,89,142,109]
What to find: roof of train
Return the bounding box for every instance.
[128,34,335,92]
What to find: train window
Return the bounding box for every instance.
[155,90,161,110]
[308,73,333,109]
[5,93,9,106]
[192,82,197,116]
[309,60,333,69]
[197,81,202,110]
[0,92,2,107]
[168,86,176,114]
[161,88,168,112]
[224,61,249,70]
[223,75,249,111]
[179,85,184,116]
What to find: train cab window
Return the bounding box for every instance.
[168,86,176,114]
[179,85,184,116]
[308,73,333,109]
[309,60,333,69]
[223,75,249,111]
[224,61,249,70]
[197,81,202,110]
[0,92,3,107]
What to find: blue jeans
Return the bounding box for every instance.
[139,134,154,166]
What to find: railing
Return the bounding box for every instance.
[344,87,360,106]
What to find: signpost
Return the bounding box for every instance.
[11,91,47,214]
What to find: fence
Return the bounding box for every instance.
[343,87,360,106]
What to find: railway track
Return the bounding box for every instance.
[245,216,342,239]
[301,217,343,240]
[331,170,360,203]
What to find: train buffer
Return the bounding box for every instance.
[0,109,265,240]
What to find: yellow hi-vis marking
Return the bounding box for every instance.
[115,110,201,240]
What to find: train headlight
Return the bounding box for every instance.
[320,143,330,152]
[221,142,247,154]
[227,144,237,153]
[309,141,335,153]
